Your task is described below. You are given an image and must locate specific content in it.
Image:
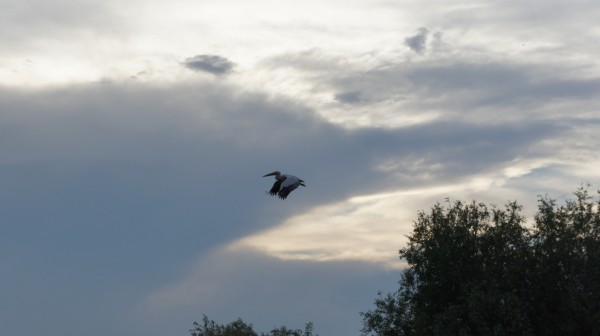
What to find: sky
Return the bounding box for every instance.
[2,0,600,335]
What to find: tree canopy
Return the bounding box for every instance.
[362,187,600,336]
[190,315,316,336]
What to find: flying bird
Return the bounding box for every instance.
[263,171,306,200]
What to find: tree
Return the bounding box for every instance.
[362,187,600,336]
[190,315,317,336]
[267,323,315,336]
[190,315,257,336]
[528,187,600,335]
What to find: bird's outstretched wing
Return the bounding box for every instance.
[278,183,298,200]
[268,179,283,196]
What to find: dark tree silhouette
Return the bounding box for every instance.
[362,187,600,336]
[190,315,316,336]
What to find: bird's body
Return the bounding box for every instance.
[263,171,305,200]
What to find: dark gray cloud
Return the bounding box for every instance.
[404,27,429,54]
[182,54,236,75]
[398,61,600,117]
[334,90,362,104]
[0,79,583,336]
[0,81,568,246]
[284,51,600,122]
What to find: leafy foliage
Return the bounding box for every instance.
[190,315,257,336]
[190,315,316,336]
[362,187,600,336]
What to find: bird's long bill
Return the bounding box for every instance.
[263,172,278,177]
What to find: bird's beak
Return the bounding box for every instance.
[263,172,277,177]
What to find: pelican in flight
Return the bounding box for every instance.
[263,171,306,200]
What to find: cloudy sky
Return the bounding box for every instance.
[2,0,600,335]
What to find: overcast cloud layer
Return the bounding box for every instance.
[2,1,600,335]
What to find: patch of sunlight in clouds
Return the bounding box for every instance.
[230,184,475,269]
[0,58,103,87]
[536,125,600,179]
[503,158,552,179]
[230,158,575,269]
[232,192,416,269]
[321,100,441,129]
